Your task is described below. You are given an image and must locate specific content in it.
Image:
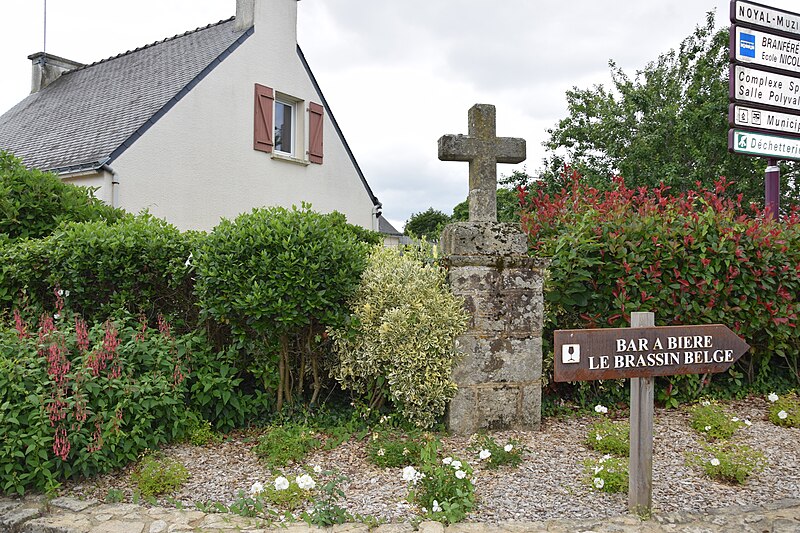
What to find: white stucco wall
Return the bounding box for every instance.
[109,0,377,232]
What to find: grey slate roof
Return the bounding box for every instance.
[0,18,250,173]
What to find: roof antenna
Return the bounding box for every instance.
[41,0,47,66]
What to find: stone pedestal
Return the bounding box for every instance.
[442,221,548,434]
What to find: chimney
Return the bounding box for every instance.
[28,52,84,93]
[235,0,255,32]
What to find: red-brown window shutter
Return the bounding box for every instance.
[308,102,324,164]
[254,84,274,153]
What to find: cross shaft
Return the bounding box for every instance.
[438,104,526,222]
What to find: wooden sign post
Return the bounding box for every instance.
[629,312,654,516]
[554,316,750,516]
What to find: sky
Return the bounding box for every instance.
[0,0,797,231]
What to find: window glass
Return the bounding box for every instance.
[275,100,293,154]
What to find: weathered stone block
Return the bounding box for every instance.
[453,336,542,385]
[446,387,479,435]
[521,381,542,430]
[501,267,545,292]
[449,266,500,294]
[440,221,527,256]
[475,384,521,430]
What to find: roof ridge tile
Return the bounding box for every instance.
[72,16,236,73]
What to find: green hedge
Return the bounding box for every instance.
[0,214,197,325]
[520,170,800,404]
[0,151,122,240]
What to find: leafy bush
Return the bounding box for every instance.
[366,429,428,468]
[583,454,628,493]
[687,442,766,484]
[186,419,222,446]
[331,245,469,428]
[0,214,197,324]
[689,401,745,440]
[0,151,123,241]
[253,425,321,468]
[469,434,526,469]
[520,169,800,403]
[195,205,370,411]
[131,454,189,497]
[586,420,630,456]
[405,440,475,524]
[767,392,800,427]
[0,314,196,495]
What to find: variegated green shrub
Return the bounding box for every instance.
[331,246,468,428]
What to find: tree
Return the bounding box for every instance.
[404,208,450,240]
[542,13,799,208]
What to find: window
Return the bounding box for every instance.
[253,84,324,164]
[274,99,294,155]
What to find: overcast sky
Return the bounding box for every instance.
[0,0,797,230]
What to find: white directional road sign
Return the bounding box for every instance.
[732,0,800,38]
[729,128,800,161]
[731,64,800,111]
[734,26,800,75]
[731,104,800,136]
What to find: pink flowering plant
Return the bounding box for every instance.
[0,306,195,495]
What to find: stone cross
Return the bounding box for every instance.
[438,104,526,222]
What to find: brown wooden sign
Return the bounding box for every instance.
[554,324,750,382]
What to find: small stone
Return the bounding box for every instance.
[0,507,41,529]
[90,520,144,533]
[50,496,98,513]
[150,519,168,533]
[93,514,113,522]
[416,521,444,533]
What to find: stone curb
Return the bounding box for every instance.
[1,496,799,533]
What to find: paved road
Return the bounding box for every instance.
[2,496,799,532]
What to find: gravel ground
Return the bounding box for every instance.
[59,396,800,523]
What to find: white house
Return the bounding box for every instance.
[0,0,385,232]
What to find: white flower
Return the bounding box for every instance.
[64,290,70,297]
[744,419,752,427]
[451,460,462,469]
[432,500,442,513]
[57,289,64,296]
[504,444,513,452]
[593,477,605,489]
[274,476,290,491]
[731,417,739,422]
[778,410,789,420]
[184,253,193,268]
[595,434,603,441]
[593,465,604,474]
[313,465,322,474]
[701,400,711,406]
[249,481,264,496]
[402,466,418,482]
[478,449,491,460]
[442,457,453,465]
[377,448,385,456]
[710,458,720,467]
[296,474,316,490]
[769,393,779,403]
[455,469,467,479]
[704,426,711,432]
[594,404,608,414]
[53,313,61,320]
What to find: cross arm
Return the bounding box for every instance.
[495,137,526,164]
[438,134,477,162]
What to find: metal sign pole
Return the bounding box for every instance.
[628,311,654,516]
[765,158,780,221]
